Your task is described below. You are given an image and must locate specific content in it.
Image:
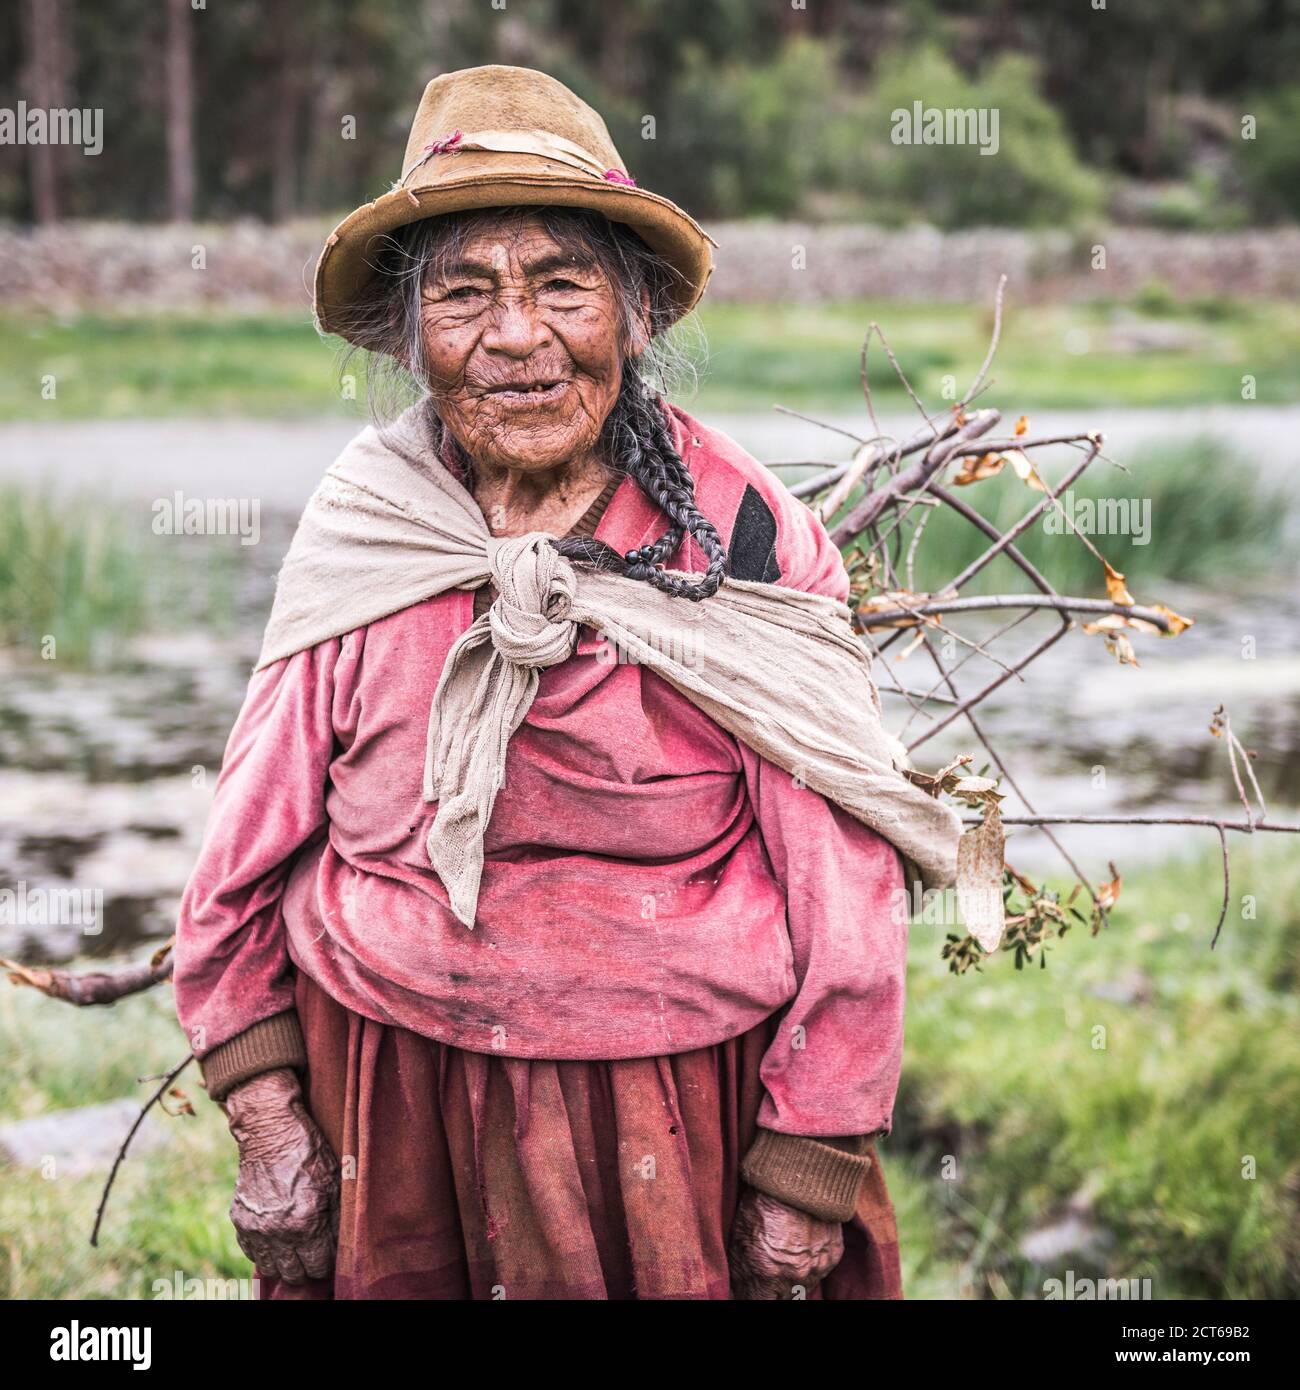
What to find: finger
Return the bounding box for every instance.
[238,1229,278,1279]
[273,1244,309,1285]
[297,1228,337,1281]
[229,1202,267,1269]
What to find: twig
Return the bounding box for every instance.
[943,431,1101,459]
[959,815,1300,833]
[771,404,871,446]
[859,594,1181,632]
[1213,706,1267,828]
[940,440,1102,595]
[962,273,1008,406]
[1,939,174,1004]
[784,416,963,500]
[815,434,899,524]
[1212,824,1230,950]
[877,685,959,706]
[906,617,1073,750]
[926,482,1057,594]
[90,1053,194,1247]
[899,611,1034,737]
[831,409,1001,547]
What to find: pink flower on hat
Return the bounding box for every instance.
[603,168,637,186]
[424,131,464,155]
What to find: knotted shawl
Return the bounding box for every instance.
[257,405,963,927]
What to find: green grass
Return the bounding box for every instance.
[0,313,344,422]
[893,840,1300,1299]
[0,484,240,666]
[693,295,1300,412]
[2,295,1297,421]
[0,980,245,1299]
[1,843,1295,1298]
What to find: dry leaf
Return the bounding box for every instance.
[857,588,951,632]
[1096,863,1122,910]
[934,754,975,782]
[163,1087,196,1118]
[1005,860,1039,897]
[956,802,1006,952]
[893,628,927,660]
[1103,561,1135,607]
[1005,449,1047,491]
[1149,602,1193,636]
[951,775,1004,807]
[1014,415,1030,436]
[902,754,973,798]
[1082,591,1193,663]
[1103,631,1139,666]
[953,451,1006,486]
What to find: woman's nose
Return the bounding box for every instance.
[479,294,552,356]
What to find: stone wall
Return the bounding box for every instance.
[1,218,1297,312]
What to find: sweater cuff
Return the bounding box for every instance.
[740,1128,874,1223]
[199,1011,308,1103]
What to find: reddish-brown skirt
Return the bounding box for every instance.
[259,967,902,1300]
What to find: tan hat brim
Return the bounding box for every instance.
[313,167,717,344]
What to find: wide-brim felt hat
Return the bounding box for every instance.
[313,64,717,344]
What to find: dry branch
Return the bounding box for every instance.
[780,276,1299,952]
[1,937,174,1003]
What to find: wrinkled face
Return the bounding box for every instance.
[419,215,642,473]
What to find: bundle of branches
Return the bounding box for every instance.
[776,275,1296,968]
[5,277,1298,1239]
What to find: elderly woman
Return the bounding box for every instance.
[174,64,959,1301]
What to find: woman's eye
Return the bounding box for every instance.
[444,285,484,301]
[545,278,580,292]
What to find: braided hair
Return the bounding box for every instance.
[554,372,727,601]
[338,206,727,602]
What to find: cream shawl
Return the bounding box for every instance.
[257,405,963,926]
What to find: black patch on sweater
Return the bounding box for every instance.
[727,484,782,583]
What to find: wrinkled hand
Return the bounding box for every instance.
[729,1188,844,1300]
[222,1067,340,1284]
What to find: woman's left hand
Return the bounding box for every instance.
[728,1187,844,1299]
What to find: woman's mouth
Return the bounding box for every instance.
[484,380,570,407]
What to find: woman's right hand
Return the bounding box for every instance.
[221,1067,340,1284]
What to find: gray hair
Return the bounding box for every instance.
[333,206,727,600]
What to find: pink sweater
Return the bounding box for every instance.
[173,404,907,1139]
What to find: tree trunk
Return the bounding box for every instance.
[269,11,301,224]
[19,0,69,224]
[165,0,196,222]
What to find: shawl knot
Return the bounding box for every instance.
[484,533,577,668]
